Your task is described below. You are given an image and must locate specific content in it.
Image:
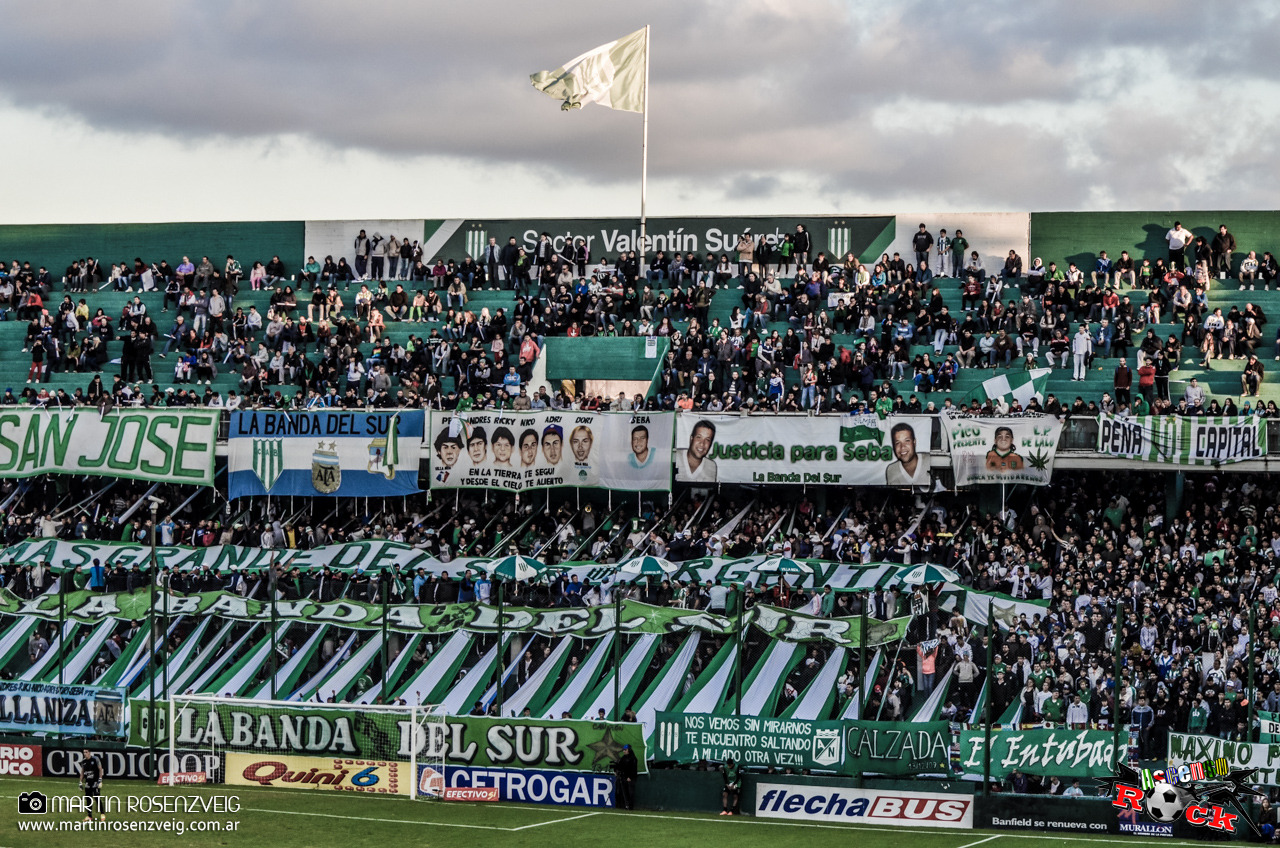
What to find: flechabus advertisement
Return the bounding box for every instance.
[428,411,672,492]
[672,414,935,486]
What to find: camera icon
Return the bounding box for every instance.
[18,790,47,814]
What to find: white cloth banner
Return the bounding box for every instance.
[941,413,1062,487]
[428,410,673,492]
[673,413,935,486]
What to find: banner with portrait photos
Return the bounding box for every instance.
[672,413,936,487]
[941,413,1062,487]
[427,411,673,492]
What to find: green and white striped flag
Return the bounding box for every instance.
[252,438,284,492]
[386,414,400,468]
[530,28,648,112]
[974,368,1050,407]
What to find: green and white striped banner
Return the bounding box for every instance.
[1097,413,1266,465]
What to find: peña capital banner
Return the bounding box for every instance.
[227,410,424,499]
[672,413,936,486]
[942,414,1062,487]
[427,410,672,492]
[1097,413,1266,465]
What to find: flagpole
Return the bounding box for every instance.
[639,24,650,263]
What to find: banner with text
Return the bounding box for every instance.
[4,588,907,647]
[0,681,127,737]
[844,721,951,776]
[0,409,215,486]
[418,765,615,807]
[428,410,672,492]
[131,702,646,773]
[673,414,936,486]
[227,410,424,499]
[942,414,1061,487]
[959,728,1117,778]
[1168,733,1280,786]
[1096,414,1266,465]
[653,712,845,770]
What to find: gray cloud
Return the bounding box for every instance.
[0,0,1274,209]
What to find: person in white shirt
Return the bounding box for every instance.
[1071,325,1093,380]
[1166,221,1192,270]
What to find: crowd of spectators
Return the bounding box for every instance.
[6,223,1280,418]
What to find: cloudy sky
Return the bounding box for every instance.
[1,0,1276,223]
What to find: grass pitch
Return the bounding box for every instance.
[1,776,1204,848]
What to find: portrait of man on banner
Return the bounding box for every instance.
[675,419,718,483]
[885,421,930,486]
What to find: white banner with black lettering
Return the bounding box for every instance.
[428,411,673,491]
[941,414,1062,487]
[1096,414,1266,465]
[673,413,935,487]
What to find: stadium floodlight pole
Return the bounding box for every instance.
[1111,596,1123,770]
[613,585,621,719]
[1249,602,1257,740]
[638,24,650,262]
[734,584,743,717]
[983,599,993,798]
[381,570,390,701]
[269,549,278,699]
[495,578,505,716]
[858,602,867,710]
[148,498,159,781]
[57,564,65,741]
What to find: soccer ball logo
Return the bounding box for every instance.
[1144,782,1189,823]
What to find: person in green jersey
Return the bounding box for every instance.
[721,757,742,815]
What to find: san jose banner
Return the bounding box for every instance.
[1097,413,1266,465]
[673,413,936,486]
[2,587,909,647]
[959,728,1117,778]
[0,681,127,737]
[228,410,424,499]
[942,414,1062,487]
[1168,733,1280,786]
[130,702,647,773]
[0,409,215,485]
[427,410,673,492]
[654,712,845,770]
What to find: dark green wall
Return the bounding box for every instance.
[1029,211,1280,276]
[0,221,305,278]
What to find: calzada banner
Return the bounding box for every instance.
[673,413,935,486]
[942,414,1062,487]
[653,712,844,770]
[227,411,424,499]
[0,409,216,485]
[428,410,673,492]
[130,701,647,773]
[844,721,950,776]
[1096,414,1266,465]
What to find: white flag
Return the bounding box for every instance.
[530,27,647,113]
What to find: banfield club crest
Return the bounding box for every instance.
[311,442,341,493]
